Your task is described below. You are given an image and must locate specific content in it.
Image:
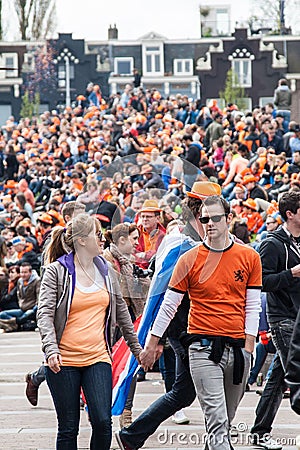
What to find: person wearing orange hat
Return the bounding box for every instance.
[116,181,229,448]
[242,174,268,201]
[35,213,54,247]
[135,199,166,269]
[241,198,264,236]
[134,194,261,450]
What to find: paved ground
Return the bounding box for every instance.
[0,330,299,450]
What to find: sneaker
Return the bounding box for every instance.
[25,373,39,406]
[283,388,290,399]
[172,409,190,425]
[115,431,133,450]
[252,435,282,449]
[119,409,132,428]
[0,317,18,332]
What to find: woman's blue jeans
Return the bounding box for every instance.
[45,362,112,450]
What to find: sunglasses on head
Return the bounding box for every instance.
[199,214,227,224]
[97,231,105,241]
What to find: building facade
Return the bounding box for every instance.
[0,27,299,123]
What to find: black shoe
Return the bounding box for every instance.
[115,431,133,450]
[136,373,145,382]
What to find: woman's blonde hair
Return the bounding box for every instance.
[44,213,100,265]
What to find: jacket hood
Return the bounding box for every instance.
[268,226,291,244]
[19,269,39,287]
[57,252,108,277]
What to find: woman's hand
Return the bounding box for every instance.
[47,353,62,373]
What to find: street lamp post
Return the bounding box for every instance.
[53,48,79,108]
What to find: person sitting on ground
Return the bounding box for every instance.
[0,262,40,332]
[0,265,20,312]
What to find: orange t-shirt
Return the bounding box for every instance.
[169,242,262,339]
[59,286,111,366]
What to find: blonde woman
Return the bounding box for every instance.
[37,213,142,450]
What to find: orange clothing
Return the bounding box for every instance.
[274,162,289,174]
[136,223,166,269]
[17,242,33,259]
[241,211,264,234]
[59,287,111,366]
[169,242,262,339]
[223,156,248,185]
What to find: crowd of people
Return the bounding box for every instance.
[0,77,300,450]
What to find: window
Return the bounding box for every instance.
[2,53,18,78]
[58,63,75,88]
[114,57,134,75]
[259,97,275,107]
[232,59,252,87]
[216,8,230,35]
[173,59,193,76]
[143,43,164,76]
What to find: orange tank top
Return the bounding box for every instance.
[59,283,111,367]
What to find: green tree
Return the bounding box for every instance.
[219,69,247,111]
[20,90,40,118]
[14,0,56,40]
[20,90,34,118]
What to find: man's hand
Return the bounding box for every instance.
[47,353,62,373]
[291,264,300,278]
[140,335,161,371]
[244,334,256,354]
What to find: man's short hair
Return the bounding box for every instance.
[181,197,203,221]
[182,134,193,142]
[61,202,85,221]
[279,191,300,221]
[200,195,230,216]
[20,262,32,270]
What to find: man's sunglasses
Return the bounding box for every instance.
[199,214,227,224]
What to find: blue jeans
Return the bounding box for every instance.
[0,307,36,324]
[159,344,176,393]
[120,338,196,449]
[31,364,46,387]
[46,362,112,450]
[248,340,276,385]
[222,182,236,199]
[251,318,294,437]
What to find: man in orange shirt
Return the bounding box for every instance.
[135,200,166,269]
[141,195,262,450]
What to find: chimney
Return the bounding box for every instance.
[108,24,118,40]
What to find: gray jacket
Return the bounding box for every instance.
[274,85,291,110]
[37,253,142,361]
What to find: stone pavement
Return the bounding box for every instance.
[0,330,299,450]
